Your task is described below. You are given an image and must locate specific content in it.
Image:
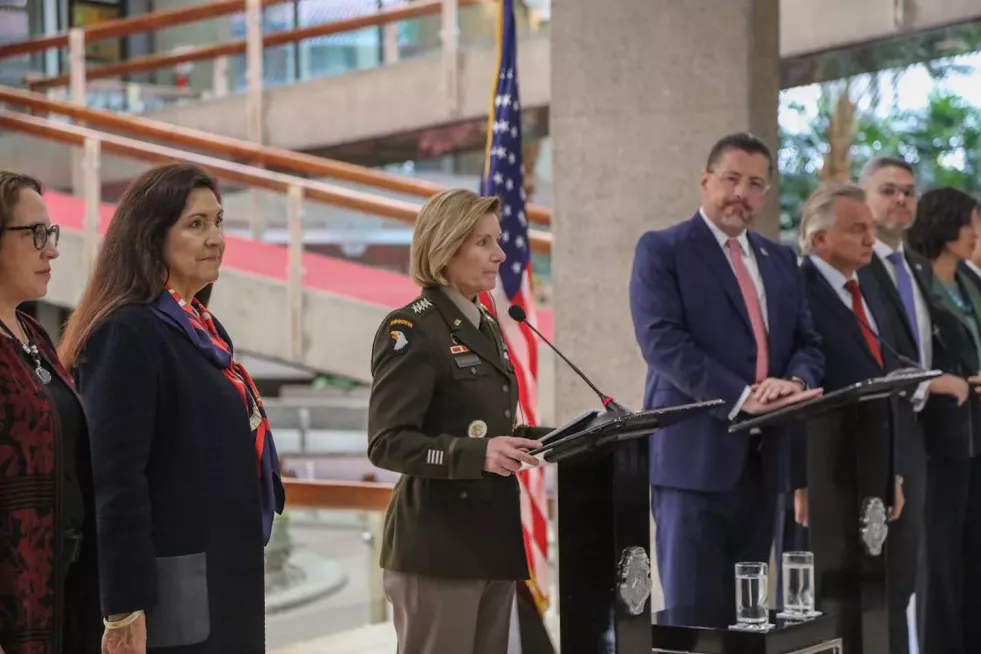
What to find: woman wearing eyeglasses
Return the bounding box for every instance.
[0,171,101,654]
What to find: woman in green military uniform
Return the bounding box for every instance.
[367,189,552,654]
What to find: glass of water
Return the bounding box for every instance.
[781,551,815,616]
[735,562,769,624]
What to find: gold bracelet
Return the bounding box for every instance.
[103,610,144,630]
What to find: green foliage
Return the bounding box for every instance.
[779,68,981,234]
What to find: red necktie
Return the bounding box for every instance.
[725,239,768,382]
[844,279,883,367]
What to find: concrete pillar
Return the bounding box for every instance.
[551,0,780,418]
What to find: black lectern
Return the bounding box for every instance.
[731,371,940,654]
[535,399,724,654]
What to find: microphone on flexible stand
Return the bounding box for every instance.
[851,312,924,373]
[507,304,628,415]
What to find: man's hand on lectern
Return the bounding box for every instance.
[929,374,969,405]
[742,387,823,415]
[751,378,800,404]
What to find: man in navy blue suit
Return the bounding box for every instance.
[628,133,824,611]
[795,182,907,519]
[794,181,910,653]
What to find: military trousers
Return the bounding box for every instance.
[383,569,515,654]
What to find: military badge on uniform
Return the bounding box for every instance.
[388,317,413,353]
[449,344,469,354]
[467,420,488,438]
[410,298,434,314]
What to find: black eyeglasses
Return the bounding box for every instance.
[6,224,60,250]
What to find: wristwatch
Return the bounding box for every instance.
[789,376,808,391]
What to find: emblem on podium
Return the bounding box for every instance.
[616,546,653,616]
[859,496,889,556]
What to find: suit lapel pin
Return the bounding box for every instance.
[760,247,768,257]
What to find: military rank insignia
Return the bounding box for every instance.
[410,298,434,314]
[388,317,413,353]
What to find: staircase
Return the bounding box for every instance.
[0,108,556,410]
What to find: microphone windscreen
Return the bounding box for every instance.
[507,305,527,322]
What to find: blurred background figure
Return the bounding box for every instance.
[58,164,284,654]
[0,171,101,653]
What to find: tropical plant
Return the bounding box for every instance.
[779,57,981,234]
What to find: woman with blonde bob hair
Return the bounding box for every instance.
[367,189,552,654]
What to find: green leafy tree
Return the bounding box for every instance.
[780,77,981,235]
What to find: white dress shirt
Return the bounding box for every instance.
[873,240,933,410]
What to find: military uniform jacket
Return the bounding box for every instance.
[367,285,550,580]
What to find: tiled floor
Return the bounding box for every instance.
[272,615,562,654]
[271,622,397,654]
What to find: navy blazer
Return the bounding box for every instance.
[75,305,271,652]
[801,257,910,478]
[629,213,824,493]
[912,259,980,458]
[861,253,924,365]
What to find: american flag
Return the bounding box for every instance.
[477,0,549,616]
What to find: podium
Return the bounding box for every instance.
[731,371,940,654]
[535,399,724,654]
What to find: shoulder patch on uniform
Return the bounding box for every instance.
[387,317,413,353]
[409,298,434,315]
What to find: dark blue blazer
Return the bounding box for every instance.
[912,259,980,459]
[75,305,271,653]
[629,213,824,493]
[802,257,910,479]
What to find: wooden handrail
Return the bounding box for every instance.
[25,0,482,91]
[0,112,552,254]
[283,479,392,512]
[282,478,558,518]
[0,0,291,61]
[0,86,552,227]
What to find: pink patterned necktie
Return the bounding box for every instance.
[725,238,768,382]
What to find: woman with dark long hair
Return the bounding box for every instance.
[0,171,101,654]
[906,186,981,654]
[60,163,284,654]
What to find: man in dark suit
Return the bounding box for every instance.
[628,132,824,611]
[794,180,908,528]
[857,157,969,653]
[794,181,911,654]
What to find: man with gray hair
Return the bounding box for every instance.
[796,181,909,652]
[858,156,969,654]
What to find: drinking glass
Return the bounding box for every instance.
[781,551,815,616]
[734,561,768,624]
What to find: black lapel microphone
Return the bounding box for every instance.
[507,304,626,413]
